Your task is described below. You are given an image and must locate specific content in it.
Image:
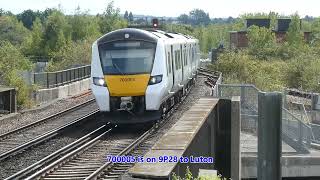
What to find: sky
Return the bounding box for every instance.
[1,0,319,18]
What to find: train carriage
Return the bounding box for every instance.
[91,28,200,123]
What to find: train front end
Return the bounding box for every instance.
[91,29,163,123]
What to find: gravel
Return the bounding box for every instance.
[0,116,106,179]
[0,91,94,135]
[0,77,212,179]
[120,77,212,179]
[146,76,212,143]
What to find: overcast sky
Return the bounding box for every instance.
[1,0,319,17]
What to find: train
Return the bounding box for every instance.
[91,28,200,123]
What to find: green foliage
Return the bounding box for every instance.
[98,1,127,34]
[69,7,101,41]
[172,167,224,180]
[311,18,320,45]
[247,26,276,59]
[287,13,304,46]
[211,49,320,92]
[0,16,30,46]
[0,41,33,107]
[16,9,40,29]
[22,18,45,57]
[46,38,93,71]
[177,9,211,26]
[166,24,232,53]
[43,10,71,54]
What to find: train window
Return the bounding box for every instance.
[175,51,178,70]
[167,52,171,74]
[98,40,156,75]
[177,50,181,69]
[184,49,187,66]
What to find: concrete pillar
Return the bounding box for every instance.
[215,99,231,178]
[258,92,282,180]
[231,96,241,180]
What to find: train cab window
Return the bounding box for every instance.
[98,40,156,75]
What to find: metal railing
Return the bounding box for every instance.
[34,65,91,89]
[215,84,313,153]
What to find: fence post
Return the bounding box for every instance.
[299,122,302,145]
[231,96,241,180]
[55,72,58,88]
[46,72,49,88]
[240,86,245,105]
[258,92,282,180]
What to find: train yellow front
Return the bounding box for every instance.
[91,28,200,123]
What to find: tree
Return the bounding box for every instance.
[247,25,276,59]
[311,18,320,45]
[0,16,30,46]
[124,11,129,20]
[0,41,33,106]
[189,9,210,26]
[177,14,189,24]
[17,9,38,29]
[129,12,133,22]
[69,7,101,41]
[43,10,71,55]
[98,1,127,34]
[22,18,44,57]
[287,13,303,46]
[0,9,13,16]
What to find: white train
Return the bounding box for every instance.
[91,28,200,123]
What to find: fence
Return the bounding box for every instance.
[34,65,91,89]
[215,84,313,153]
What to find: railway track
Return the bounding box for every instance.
[0,99,98,161]
[14,120,164,180]
[7,87,182,180]
[6,124,114,180]
[198,67,222,89]
[4,69,218,179]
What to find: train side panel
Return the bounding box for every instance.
[145,41,169,110]
[91,41,110,111]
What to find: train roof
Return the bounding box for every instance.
[97,28,198,45]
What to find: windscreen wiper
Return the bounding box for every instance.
[109,53,124,75]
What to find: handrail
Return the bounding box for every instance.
[34,65,90,75]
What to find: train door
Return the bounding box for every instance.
[166,44,173,92]
[180,44,184,83]
[185,43,191,81]
[172,43,182,91]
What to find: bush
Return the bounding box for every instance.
[0,41,33,107]
[172,167,224,180]
[210,50,288,91]
[247,26,277,59]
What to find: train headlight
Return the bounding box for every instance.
[93,77,107,87]
[148,75,162,85]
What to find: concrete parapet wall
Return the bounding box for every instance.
[33,78,90,104]
[129,98,219,179]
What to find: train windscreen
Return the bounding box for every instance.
[98,41,156,75]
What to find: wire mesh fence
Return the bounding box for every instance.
[215,84,259,133]
[33,65,91,89]
[215,84,313,152]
